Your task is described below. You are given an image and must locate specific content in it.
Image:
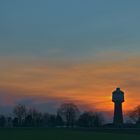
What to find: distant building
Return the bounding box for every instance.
[112,88,124,126]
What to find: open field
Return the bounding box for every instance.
[0,128,140,140]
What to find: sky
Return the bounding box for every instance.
[0,0,140,119]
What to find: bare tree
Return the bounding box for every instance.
[57,103,79,127]
[128,105,140,124]
[13,104,27,126]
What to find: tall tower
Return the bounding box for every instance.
[112,87,124,125]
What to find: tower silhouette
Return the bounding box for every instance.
[112,88,124,125]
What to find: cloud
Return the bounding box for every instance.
[0,52,140,113]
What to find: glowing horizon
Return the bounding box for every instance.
[0,51,140,114]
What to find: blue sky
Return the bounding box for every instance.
[0,0,140,59]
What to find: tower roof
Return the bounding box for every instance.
[113,87,124,94]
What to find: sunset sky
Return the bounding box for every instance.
[0,0,140,117]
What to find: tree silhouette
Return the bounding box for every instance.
[7,117,13,128]
[128,105,140,125]
[24,114,33,127]
[12,117,19,127]
[93,112,104,127]
[0,115,6,127]
[42,113,50,127]
[78,111,95,128]
[56,114,64,127]
[77,111,103,128]
[48,114,56,127]
[27,108,42,127]
[13,104,27,126]
[57,103,79,127]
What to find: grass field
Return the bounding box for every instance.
[0,128,140,140]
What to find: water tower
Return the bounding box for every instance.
[112,87,124,125]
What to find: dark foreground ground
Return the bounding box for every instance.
[0,128,140,140]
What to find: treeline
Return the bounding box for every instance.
[0,103,103,128]
[0,103,140,128]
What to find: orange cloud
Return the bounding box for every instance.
[0,52,140,112]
